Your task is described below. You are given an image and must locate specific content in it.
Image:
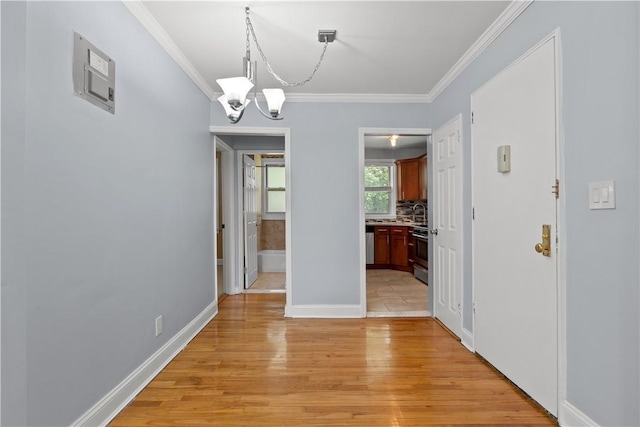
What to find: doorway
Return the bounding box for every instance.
[471,32,563,416]
[211,127,292,312]
[359,127,431,317]
[240,151,286,294]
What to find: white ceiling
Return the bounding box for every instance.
[364,134,427,150]
[138,1,511,99]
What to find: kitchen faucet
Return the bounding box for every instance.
[412,203,427,224]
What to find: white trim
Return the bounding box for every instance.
[211,138,218,300]
[553,28,568,421]
[72,301,218,427]
[285,304,362,318]
[559,401,599,427]
[460,327,474,352]
[0,2,3,421]
[125,0,530,106]
[276,93,430,104]
[359,127,431,318]
[210,127,291,312]
[428,0,534,101]
[122,1,216,100]
[215,136,236,296]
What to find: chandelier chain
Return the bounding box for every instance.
[245,8,329,87]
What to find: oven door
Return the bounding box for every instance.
[414,234,428,268]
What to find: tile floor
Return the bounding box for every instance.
[366,269,428,317]
[238,268,428,317]
[245,272,286,293]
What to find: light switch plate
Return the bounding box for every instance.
[589,181,616,209]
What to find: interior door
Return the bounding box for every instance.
[472,37,558,414]
[243,155,258,288]
[433,115,463,338]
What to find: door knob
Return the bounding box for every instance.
[430,229,438,235]
[534,224,551,257]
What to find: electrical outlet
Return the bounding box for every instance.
[155,315,163,337]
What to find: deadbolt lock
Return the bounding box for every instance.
[534,224,551,257]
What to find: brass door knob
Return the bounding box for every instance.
[535,243,544,253]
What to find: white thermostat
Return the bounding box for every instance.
[73,32,115,114]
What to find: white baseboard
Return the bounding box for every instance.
[560,401,599,427]
[460,327,474,352]
[72,301,219,427]
[285,304,363,318]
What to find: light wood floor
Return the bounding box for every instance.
[110,294,556,426]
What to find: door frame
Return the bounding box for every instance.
[237,149,282,289]
[210,127,291,312]
[470,28,566,414]
[358,127,431,317]
[214,136,234,297]
[432,114,464,339]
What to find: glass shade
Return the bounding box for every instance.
[216,77,254,109]
[218,94,250,121]
[262,88,285,117]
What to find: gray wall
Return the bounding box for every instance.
[430,2,639,425]
[1,2,214,425]
[219,135,285,151]
[212,102,431,305]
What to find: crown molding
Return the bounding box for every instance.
[124,0,531,106]
[212,92,431,104]
[285,93,431,103]
[427,0,534,101]
[122,0,217,101]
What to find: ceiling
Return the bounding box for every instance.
[364,134,427,150]
[138,1,511,100]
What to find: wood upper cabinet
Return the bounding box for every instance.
[419,154,427,200]
[389,226,408,267]
[396,154,427,201]
[374,227,390,265]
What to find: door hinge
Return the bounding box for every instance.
[457,303,461,315]
[472,207,475,220]
[472,301,476,315]
[243,267,247,274]
[471,111,474,124]
[552,179,560,199]
[457,131,461,142]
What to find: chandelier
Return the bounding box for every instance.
[216,7,336,124]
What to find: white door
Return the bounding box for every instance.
[472,37,558,415]
[433,115,463,338]
[243,155,258,288]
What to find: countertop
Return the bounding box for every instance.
[366,220,427,227]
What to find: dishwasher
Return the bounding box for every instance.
[365,225,375,264]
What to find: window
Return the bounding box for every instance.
[364,161,396,218]
[263,159,285,219]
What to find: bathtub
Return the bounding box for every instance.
[258,250,286,272]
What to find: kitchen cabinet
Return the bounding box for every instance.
[374,227,390,265]
[390,226,408,267]
[419,154,427,200]
[396,154,427,201]
[370,225,412,272]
